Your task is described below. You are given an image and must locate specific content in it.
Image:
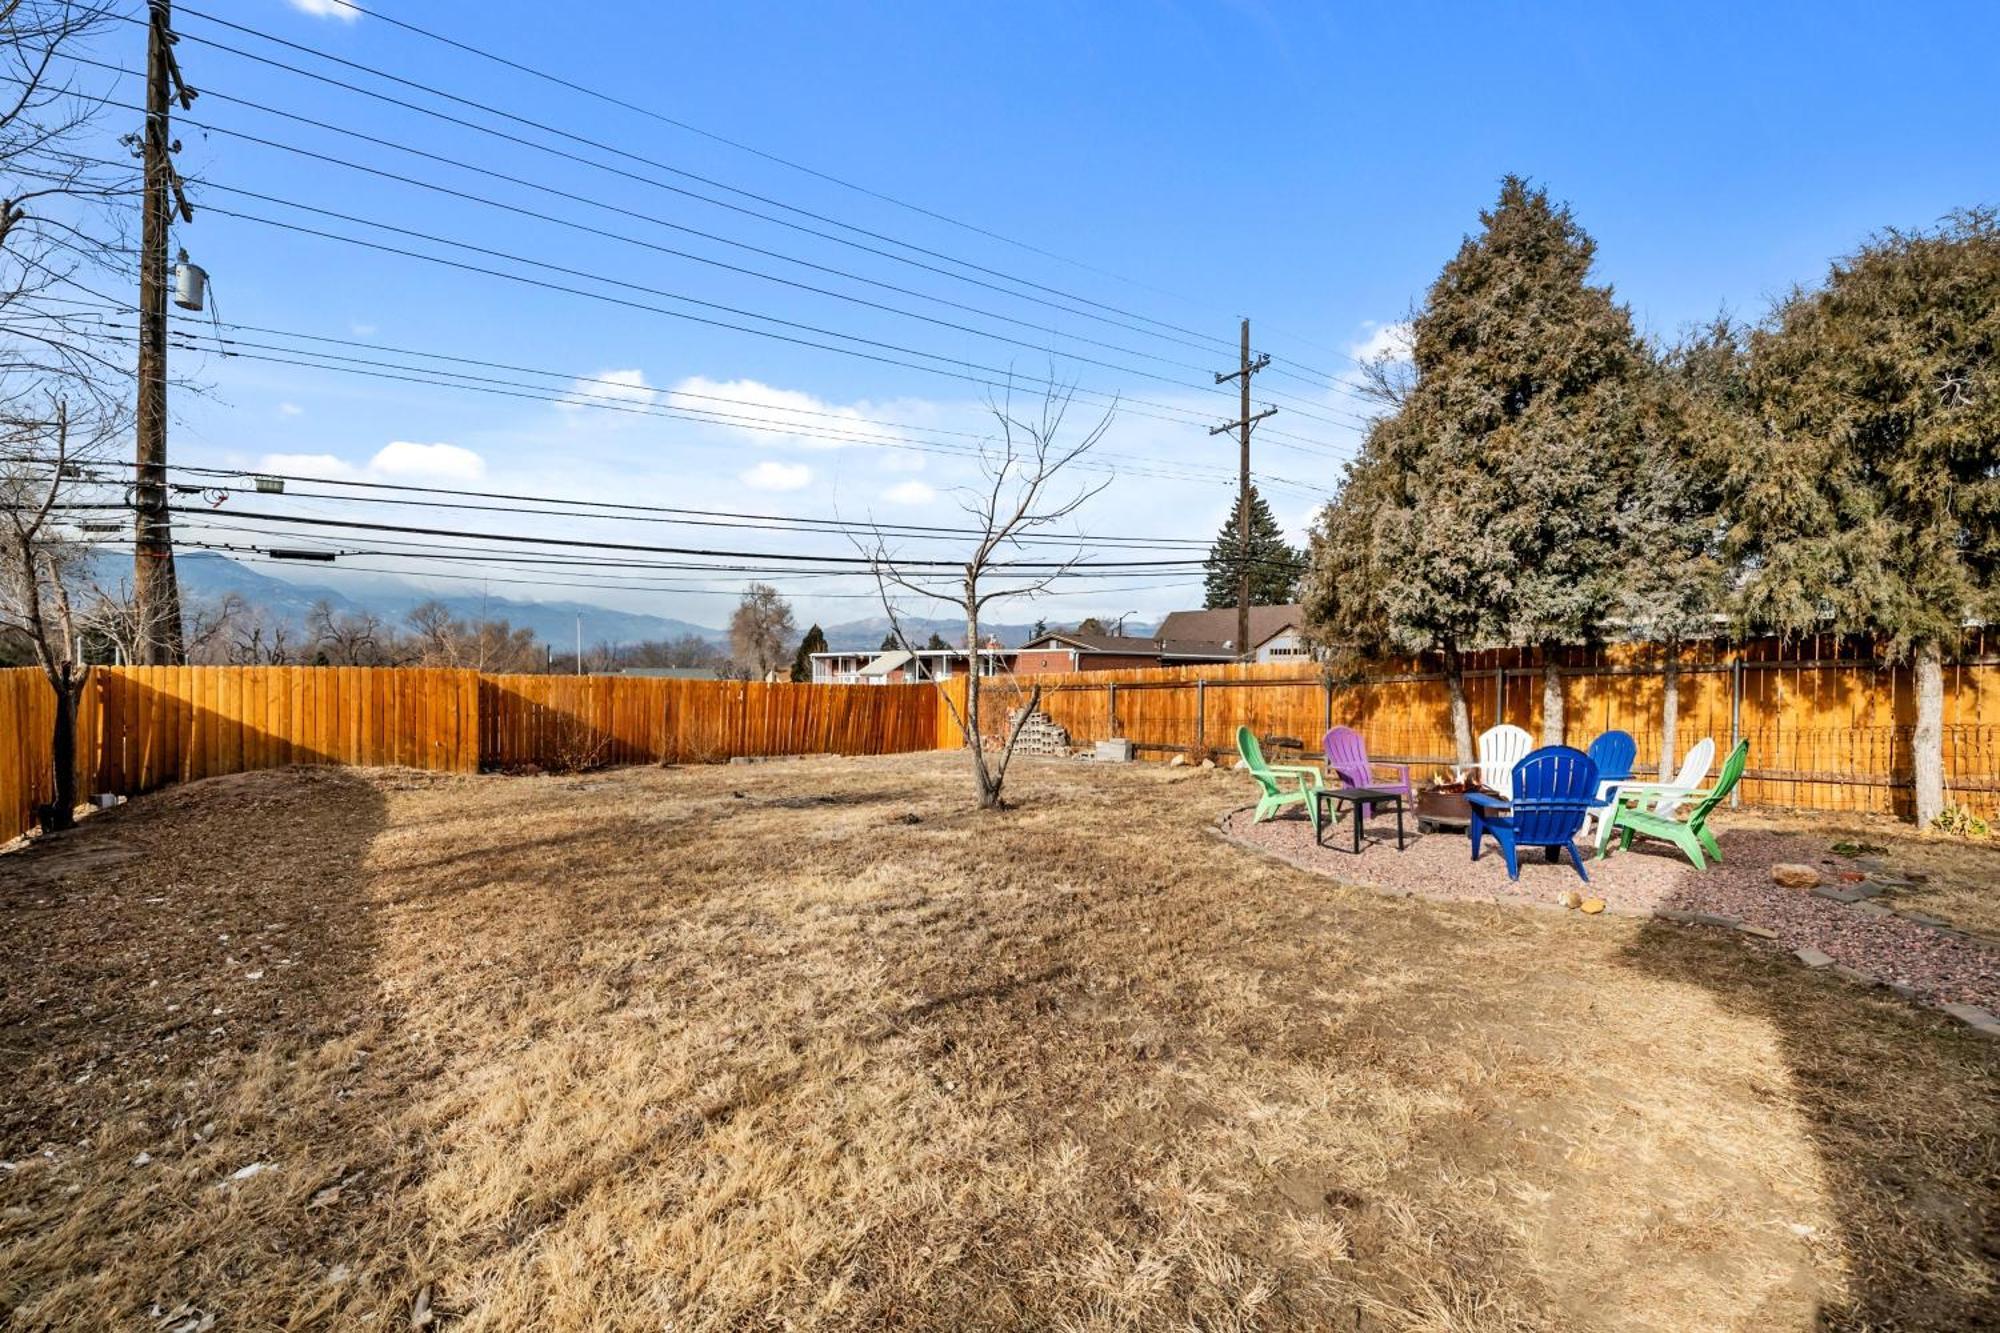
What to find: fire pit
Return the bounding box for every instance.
[1415,778,1501,833]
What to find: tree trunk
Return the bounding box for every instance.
[1912,637,1945,827]
[1443,643,1474,767]
[45,668,79,832]
[964,591,1000,809]
[1540,645,1564,747]
[1659,645,1680,780]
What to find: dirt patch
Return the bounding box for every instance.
[2,757,1995,1330]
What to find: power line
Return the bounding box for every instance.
[13,303,1334,497]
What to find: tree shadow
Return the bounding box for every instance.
[1619,918,2000,1329]
[0,763,422,1326]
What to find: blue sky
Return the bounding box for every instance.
[95,0,2000,629]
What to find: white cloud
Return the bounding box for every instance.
[349,321,377,337]
[668,375,895,451]
[368,441,485,480]
[277,402,304,417]
[256,452,358,481]
[559,367,657,411]
[289,0,360,20]
[1349,321,1413,365]
[740,460,811,492]
[881,480,936,505]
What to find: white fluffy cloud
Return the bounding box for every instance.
[668,375,894,451]
[289,0,359,20]
[560,367,657,411]
[256,441,485,483]
[881,480,936,505]
[277,402,304,417]
[368,441,486,480]
[740,460,811,492]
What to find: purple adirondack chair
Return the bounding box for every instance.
[1321,726,1412,815]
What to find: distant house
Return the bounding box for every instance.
[1013,604,1311,674]
[809,646,1013,685]
[1153,604,1311,664]
[590,666,725,680]
[1013,631,1231,674]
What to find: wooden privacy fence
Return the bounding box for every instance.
[0,666,940,843]
[948,634,2000,819]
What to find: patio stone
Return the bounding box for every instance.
[1794,947,1834,968]
[1736,924,1779,940]
[1654,908,1739,928]
[1939,1004,2000,1038]
[1811,883,1872,905]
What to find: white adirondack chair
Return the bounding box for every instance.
[1470,724,1534,800]
[1587,736,1717,852]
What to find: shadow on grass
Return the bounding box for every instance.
[0,767,416,1327]
[1619,919,2000,1331]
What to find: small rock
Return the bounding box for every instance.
[1199,759,1215,770]
[244,971,263,982]
[1557,889,1583,910]
[1794,947,1834,968]
[1771,863,1821,890]
[222,1161,274,1185]
[1736,924,1780,940]
[1579,898,1606,915]
[1837,870,1868,884]
[132,1151,151,1167]
[1939,1003,2000,1038]
[1168,753,1188,767]
[410,1283,435,1329]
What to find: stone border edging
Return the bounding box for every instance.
[1209,805,2000,1042]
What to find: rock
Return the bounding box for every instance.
[1811,883,1871,905]
[1837,870,1868,884]
[1771,863,1821,890]
[1558,889,1583,910]
[1939,1003,2000,1038]
[1579,897,1606,915]
[132,1151,152,1167]
[1169,753,1188,767]
[1794,947,1834,968]
[1200,759,1216,770]
[1736,923,1780,940]
[1656,908,1738,929]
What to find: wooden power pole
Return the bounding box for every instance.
[1210,319,1274,661]
[134,0,194,664]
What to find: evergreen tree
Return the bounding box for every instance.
[790,623,827,682]
[1617,319,1739,776]
[879,631,900,652]
[1729,211,2000,824]
[1303,178,1650,755]
[1202,484,1303,608]
[925,631,951,650]
[1029,617,1048,641]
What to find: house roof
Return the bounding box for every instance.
[857,650,913,677]
[1020,631,1239,662]
[1154,604,1303,652]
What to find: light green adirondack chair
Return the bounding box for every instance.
[1602,739,1749,869]
[1237,725,1323,834]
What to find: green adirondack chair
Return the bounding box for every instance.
[1602,739,1749,869]
[1237,726,1323,834]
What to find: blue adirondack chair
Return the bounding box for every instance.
[1467,745,1600,882]
[1580,729,1637,838]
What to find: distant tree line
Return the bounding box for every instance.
[1302,177,1998,827]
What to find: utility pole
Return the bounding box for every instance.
[1210,319,1275,662]
[134,0,195,665]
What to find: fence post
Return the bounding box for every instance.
[1107,681,1118,736]
[1730,655,1744,807]
[1322,678,1333,733]
[1194,678,1206,762]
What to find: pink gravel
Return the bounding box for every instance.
[1219,805,2000,1012]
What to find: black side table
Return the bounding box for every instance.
[1315,786,1408,854]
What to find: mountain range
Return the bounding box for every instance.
[106,551,1133,651]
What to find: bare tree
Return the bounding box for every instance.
[863,379,1113,810]
[0,396,105,829]
[728,582,795,680]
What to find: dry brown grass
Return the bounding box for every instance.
[2,755,1995,1331]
